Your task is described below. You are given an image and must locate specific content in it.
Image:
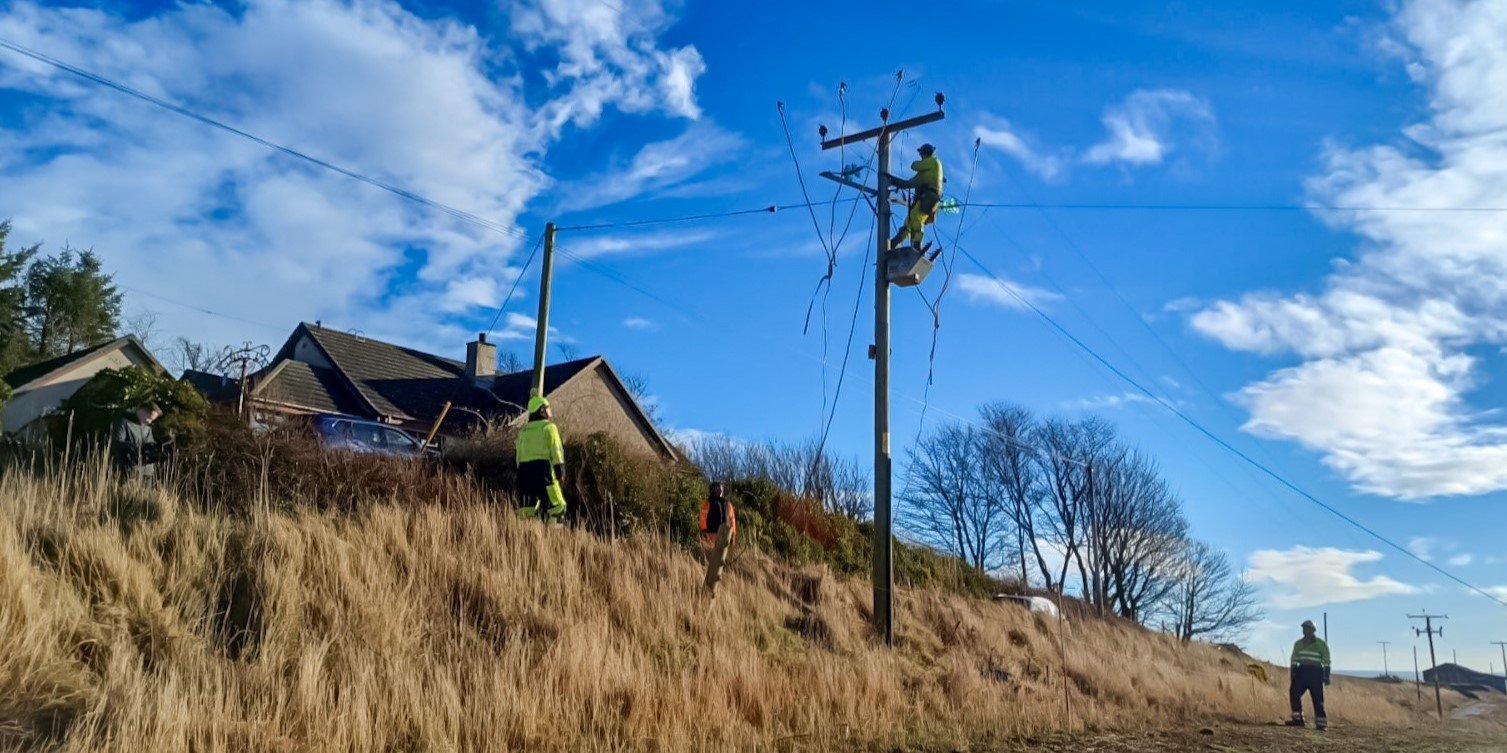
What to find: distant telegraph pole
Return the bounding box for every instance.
[1413,645,1421,701]
[817,93,946,646]
[1493,642,1507,686]
[1377,641,1391,679]
[1408,612,1447,720]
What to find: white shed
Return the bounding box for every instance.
[2,336,165,436]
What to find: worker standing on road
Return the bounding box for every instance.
[1286,619,1331,731]
[515,395,567,522]
[889,143,944,252]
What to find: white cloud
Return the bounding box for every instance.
[977,89,1215,179]
[1447,553,1474,567]
[1408,536,1438,561]
[1061,392,1156,411]
[1189,0,1507,499]
[1082,89,1216,167]
[0,0,702,352]
[974,121,1065,180]
[505,0,707,125]
[563,229,715,259]
[1246,546,1418,609]
[1485,585,1507,601]
[557,122,743,211]
[956,272,1061,311]
[621,316,657,330]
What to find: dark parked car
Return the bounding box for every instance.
[313,415,431,458]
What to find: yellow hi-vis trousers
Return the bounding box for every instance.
[903,190,941,245]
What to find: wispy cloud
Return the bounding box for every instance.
[621,316,658,330]
[556,122,744,212]
[1082,89,1216,167]
[563,229,716,259]
[974,120,1066,180]
[956,273,1061,311]
[1246,546,1417,608]
[1061,392,1156,411]
[977,89,1216,180]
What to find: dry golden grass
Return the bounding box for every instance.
[0,467,1466,752]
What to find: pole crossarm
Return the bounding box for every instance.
[818,170,878,196]
[821,110,945,149]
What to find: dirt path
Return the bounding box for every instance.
[981,719,1507,752]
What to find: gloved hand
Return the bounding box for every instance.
[1323,668,1332,686]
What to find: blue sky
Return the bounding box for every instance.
[2,0,1506,669]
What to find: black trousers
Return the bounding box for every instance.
[1289,665,1326,724]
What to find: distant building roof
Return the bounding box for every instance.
[180,369,241,403]
[3,336,163,390]
[244,323,674,457]
[1423,663,1507,693]
[250,360,369,416]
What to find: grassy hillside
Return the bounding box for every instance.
[0,468,1461,752]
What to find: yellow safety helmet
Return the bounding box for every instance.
[528,395,550,413]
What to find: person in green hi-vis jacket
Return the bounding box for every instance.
[1286,619,1331,731]
[514,395,566,522]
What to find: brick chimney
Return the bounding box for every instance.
[465,333,496,380]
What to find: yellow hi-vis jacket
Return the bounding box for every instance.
[516,419,565,465]
[897,155,943,197]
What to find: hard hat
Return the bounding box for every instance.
[918,143,936,155]
[528,395,550,413]
[1301,619,1316,629]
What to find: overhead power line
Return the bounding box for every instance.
[953,242,1507,611]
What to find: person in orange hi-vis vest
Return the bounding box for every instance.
[699,481,737,550]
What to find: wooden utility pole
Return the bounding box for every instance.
[532,222,557,398]
[1413,644,1422,701]
[1378,641,1391,679]
[819,99,945,645]
[1408,612,1447,720]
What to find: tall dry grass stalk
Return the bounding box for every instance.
[0,465,1462,752]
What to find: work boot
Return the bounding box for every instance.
[1284,718,1305,728]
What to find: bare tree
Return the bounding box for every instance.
[122,309,161,351]
[496,350,526,374]
[1032,418,1103,594]
[1091,449,1189,620]
[1159,540,1262,641]
[978,403,1051,587]
[168,337,220,375]
[900,422,1015,574]
[620,372,661,424]
[682,435,870,518]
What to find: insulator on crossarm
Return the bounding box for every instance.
[935,92,946,111]
[819,124,828,139]
[880,108,890,122]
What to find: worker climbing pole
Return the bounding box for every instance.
[889,142,944,255]
[817,91,947,645]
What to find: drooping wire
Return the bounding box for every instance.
[952,241,1507,611]
[806,212,877,492]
